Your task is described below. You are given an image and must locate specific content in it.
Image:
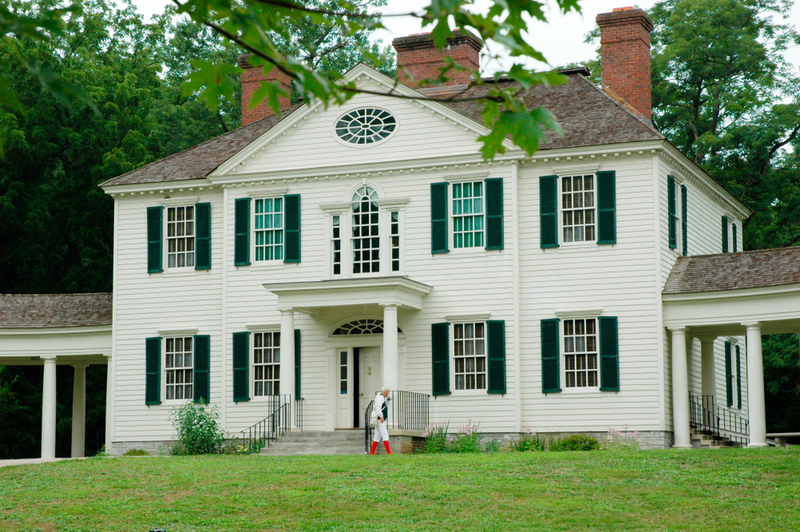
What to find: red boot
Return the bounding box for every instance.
[383,441,392,455]
[370,441,378,455]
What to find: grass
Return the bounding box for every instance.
[2,448,800,531]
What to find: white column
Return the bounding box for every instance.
[41,356,58,459]
[71,364,89,458]
[744,322,767,447]
[670,327,692,449]
[280,309,296,428]
[104,354,114,456]
[699,337,717,398]
[381,304,399,392]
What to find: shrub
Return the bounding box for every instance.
[549,434,601,452]
[450,421,482,453]
[604,426,641,451]
[170,401,225,455]
[123,449,149,456]
[422,422,449,453]
[512,430,545,452]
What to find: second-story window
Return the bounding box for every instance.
[167,206,195,268]
[452,181,485,249]
[352,186,380,274]
[254,197,284,261]
[562,175,595,243]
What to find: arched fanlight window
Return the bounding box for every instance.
[332,318,403,336]
[352,187,380,274]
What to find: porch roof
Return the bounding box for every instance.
[0,293,113,329]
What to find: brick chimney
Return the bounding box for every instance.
[596,7,654,121]
[238,55,292,126]
[392,30,483,92]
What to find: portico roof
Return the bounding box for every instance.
[662,247,800,336]
[262,276,433,313]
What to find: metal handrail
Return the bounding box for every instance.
[239,394,302,454]
[364,390,430,453]
[689,394,749,446]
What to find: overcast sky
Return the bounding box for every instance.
[133,0,799,73]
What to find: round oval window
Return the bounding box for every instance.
[335,108,397,145]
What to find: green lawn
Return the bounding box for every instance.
[2,448,799,531]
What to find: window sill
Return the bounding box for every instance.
[450,389,489,397]
[560,388,602,397]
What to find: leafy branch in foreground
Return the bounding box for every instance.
[175,0,581,159]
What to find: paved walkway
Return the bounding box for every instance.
[0,457,81,468]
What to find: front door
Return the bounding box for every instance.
[358,346,382,427]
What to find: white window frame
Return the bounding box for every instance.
[559,314,600,392]
[559,174,597,245]
[444,172,488,254]
[253,197,285,263]
[164,336,194,402]
[161,198,199,270]
[252,330,281,398]
[320,187,407,279]
[445,316,490,394]
[724,214,738,253]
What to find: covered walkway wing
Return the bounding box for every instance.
[663,247,800,448]
[0,293,112,459]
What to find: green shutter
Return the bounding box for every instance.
[431,182,449,254]
[193,335,210,404]
[294,329,301,399]
[147,207,163,273]
[145,337,161,405]
[232,332,249,403]
[732,223,738,253]
[681,185,688,256]
[597,170,616,245]
[234,197,250,266]
[487,320,506,394]
[599,316,620,392]
[725,341,733,407]
[432,322,450,396]
[722,216,729,253]
[736,344,742,409]
[284,194,301,263]
[195,202,211,270]
[541,318,561,393]
[540,176,559,249]
[485,178,504,250]
[668,175,677,249]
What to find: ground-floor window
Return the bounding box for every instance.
[165,336,194,400]
[454,322,487,391]
[563,318,598,388]
[253,331,280,396]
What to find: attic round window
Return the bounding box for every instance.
[335,108,397,145]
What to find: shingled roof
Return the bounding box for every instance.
[663,247,800,294]
[0,293,113,329]
[100,71,663,187]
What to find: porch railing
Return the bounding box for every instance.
[238,395,303,453]
[364,390,430,453]
[689,394,749,446]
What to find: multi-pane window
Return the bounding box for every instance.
[391,211,400,272]
[165,336,193,400]
[332,215,342,275]
[563,319,598,388]
[167,206,195,268]
[254,198,283,261]
[352,187,380,274]
[562,175,595,243]
[340,351,348,394]
[454,322,486,391]
[452,182,484,248]
[253,332,280,396]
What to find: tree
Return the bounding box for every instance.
[648,0,800,249]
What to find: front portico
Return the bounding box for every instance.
[0,294,112,459]
[263,276,432,427]
[663,248,800,448]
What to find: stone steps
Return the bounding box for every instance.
[259,430,368,456]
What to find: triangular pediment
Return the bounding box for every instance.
[210,64,509,179]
